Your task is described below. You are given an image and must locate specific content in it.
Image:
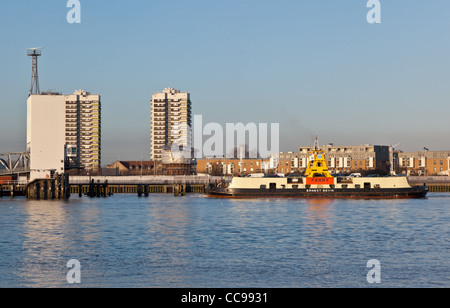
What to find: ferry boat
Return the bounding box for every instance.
[208,141,428,199]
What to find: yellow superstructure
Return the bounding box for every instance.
[304,138,335,185]
[304,138,333,178]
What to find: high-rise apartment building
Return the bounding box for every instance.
[150,87,192,161]
[65,90,101,170]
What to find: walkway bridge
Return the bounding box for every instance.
[0,151,30,176]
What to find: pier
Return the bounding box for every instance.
[70,183,206,196]
[3,174,450,199]
[26,173,70,200]
[67,175,227,198]
[0,175,228,199]
[0,180,27,199]
[408,176,450,192]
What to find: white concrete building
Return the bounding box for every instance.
[27,94,66,181]
[150,88,192,161]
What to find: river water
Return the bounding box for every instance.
[0,193,449,288]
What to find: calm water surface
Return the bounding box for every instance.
[0,193,449,288]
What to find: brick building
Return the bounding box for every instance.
[197,158,270,176]
[277,144,390,175]
[397,151,450,176]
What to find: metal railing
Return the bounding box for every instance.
[0,151,30,176]
[0,167,30,176]
[0,180,28,186]
[69,175,232,185]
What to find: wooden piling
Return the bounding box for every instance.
[51,180,56,199]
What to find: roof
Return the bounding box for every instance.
[107,161,155,169]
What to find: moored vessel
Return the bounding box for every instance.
[208,139,428,199]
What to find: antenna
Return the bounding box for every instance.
[27,47,43,95]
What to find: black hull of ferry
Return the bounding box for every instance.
[208,185,428,199]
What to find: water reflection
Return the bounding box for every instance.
[300,198,337,283]
[17,200,70,287]
[145,198,192,287]
[1,194,449,287]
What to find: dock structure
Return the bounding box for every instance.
[408,176,450,192]
[1,175,227,199]
[67,175,225,198]
[5,174,450,199]
[0,182,27,199]
[26,173,70,200]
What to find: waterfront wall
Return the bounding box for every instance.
[407,176,450,184]
[69,175,231,185]
[408,176,450,192]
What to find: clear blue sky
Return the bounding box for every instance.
[1,1,449,163]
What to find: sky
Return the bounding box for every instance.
[0,0,449,164]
